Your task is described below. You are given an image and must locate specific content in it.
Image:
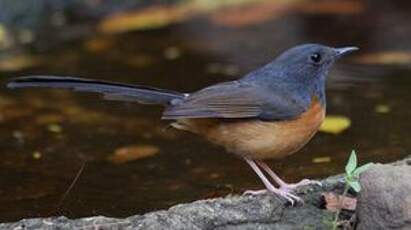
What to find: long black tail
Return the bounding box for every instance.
[7,76,185,105]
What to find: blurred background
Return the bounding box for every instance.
[0,0,411,222]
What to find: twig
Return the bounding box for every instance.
[55,162,87,212]
[332,183,350,230]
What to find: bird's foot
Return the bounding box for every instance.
[244,188,302,205]
[279,179,322,193]
[243,159,303,205]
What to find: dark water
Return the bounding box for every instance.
[1,0,411,222]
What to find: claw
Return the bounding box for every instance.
[276,189,302,205]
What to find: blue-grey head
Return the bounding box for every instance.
[273,43,358,83]
[247,43,358,106]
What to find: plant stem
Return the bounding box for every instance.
[332,182,350,230]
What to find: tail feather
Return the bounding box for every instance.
[7,76,185,105]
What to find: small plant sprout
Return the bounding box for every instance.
[344,150,373,192]
[332,150,373,230]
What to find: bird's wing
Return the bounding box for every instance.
[162,80,307,120]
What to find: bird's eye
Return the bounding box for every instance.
[310,53,322,63]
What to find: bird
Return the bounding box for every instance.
[7,43,358,205]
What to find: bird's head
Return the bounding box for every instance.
[273,43,358,83]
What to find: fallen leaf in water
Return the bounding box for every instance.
[210,1,292,27]
[108,145,159,164]
[375,104,390,114]
[322,192,357,212]
[98,5,193,33]
[320,116,351,134]
[354,51,411,65]
[312,156,331,163]
[0,54,41,71]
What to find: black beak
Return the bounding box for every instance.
[334,46,359,58]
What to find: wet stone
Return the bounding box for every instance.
[356,163,411,230]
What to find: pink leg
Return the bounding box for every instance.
[256,160,322,193]
[243,158,302,205]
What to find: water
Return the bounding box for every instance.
[1,0,411,222]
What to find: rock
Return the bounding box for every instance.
[0,183,337,230]
[356,161,411,230]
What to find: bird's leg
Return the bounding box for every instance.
[256,160,322,193]
[243,158,301,205]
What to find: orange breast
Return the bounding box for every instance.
[172,98,325,160]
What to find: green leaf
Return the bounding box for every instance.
[345,150,357,175]
[348,180,361,192]
[353,163,374,177]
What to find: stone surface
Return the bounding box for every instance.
[0,180,339,230]
[356,160,411,230]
